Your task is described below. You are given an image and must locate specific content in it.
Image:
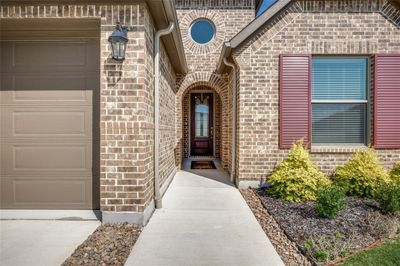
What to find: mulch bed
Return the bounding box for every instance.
[62,223,142,266]
[241,189,312,266]
[245,188,399,265]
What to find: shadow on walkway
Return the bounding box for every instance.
[181,158,234,187]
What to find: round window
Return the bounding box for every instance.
[189,19,216,45]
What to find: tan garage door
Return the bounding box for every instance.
[0,19,100,209]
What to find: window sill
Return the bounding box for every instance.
[310,145,368,154]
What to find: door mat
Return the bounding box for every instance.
[191,160,216,169]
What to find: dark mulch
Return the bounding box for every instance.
[241,189,312,266]
[256,189,399,265]
[62,223,142,266]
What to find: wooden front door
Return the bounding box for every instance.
[191,93,213,156]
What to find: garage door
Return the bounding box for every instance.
[0,19,100,209]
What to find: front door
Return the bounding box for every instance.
[191,93,213,156]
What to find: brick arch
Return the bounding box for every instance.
[176,72,228,97]
[175,72,230,169]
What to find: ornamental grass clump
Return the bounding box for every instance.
[267,140,330,202]
[334,148,389,198]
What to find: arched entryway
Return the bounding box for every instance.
[175,72,231,171]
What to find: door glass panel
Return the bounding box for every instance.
[195,95,209,137]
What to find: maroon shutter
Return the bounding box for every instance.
[374,54,400,148]
[279,55,311,149]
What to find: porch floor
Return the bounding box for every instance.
[125,160,283,266]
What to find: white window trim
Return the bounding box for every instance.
[311,56,370,147]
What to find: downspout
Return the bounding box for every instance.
[223,58,237,184]
[154,22,174,209]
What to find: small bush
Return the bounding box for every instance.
[374,182,400,215]
[390,162,400,183]
[312,249,329,262]
[267,140,331,202]
[315,186,346,218]
[334,148,389,197]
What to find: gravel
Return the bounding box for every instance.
[62,223,142,266]
[241,189,312,266]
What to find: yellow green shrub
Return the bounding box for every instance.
[334,148,389,198]
[267,140,331,202]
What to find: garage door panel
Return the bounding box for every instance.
[1,107,91,138]
[13,111,88,136]
[1,20,99,210]
[1,177,92,209]
[14,42,86,66]
[1,41,99,72]
[1,143,91,175]
[1,74,95,104]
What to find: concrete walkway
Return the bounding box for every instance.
[0,220,99,266]
[126,160,283,266]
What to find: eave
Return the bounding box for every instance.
[146,0,188,74]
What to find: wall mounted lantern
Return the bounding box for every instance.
[108,22,128,60]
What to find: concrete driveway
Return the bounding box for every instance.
[0,219,99,266]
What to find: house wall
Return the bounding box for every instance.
[233,0,400,183]
[0,2,177,223]
[174,0,255,170]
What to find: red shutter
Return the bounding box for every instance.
[279,54,311,149]
[374,54,400,148]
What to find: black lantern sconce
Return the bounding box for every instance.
[108,22,128,60]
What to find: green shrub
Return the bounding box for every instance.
[267,140,331,202]
[315,186,346,218]
[334,148,389,197]
[390,162,400,183]
[374,182,400,215]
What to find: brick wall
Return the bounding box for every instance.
[176,1,255,71]
[233,0,400,182]
[0,2,177,216]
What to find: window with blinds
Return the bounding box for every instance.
[312,57,368,145]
